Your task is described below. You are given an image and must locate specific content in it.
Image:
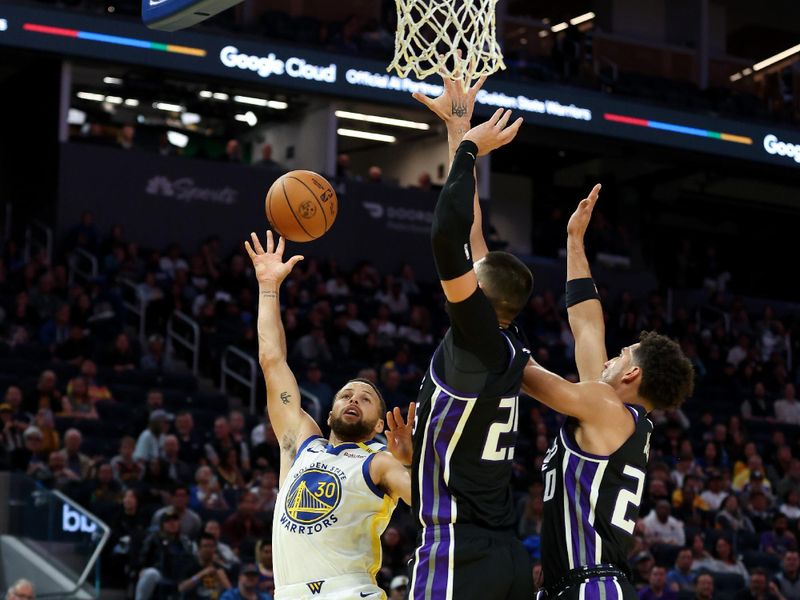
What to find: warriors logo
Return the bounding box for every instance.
[285,469,342,525]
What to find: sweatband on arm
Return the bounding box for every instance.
[565,277,600,308]
[431,140,479,281]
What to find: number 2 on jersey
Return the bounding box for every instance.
[611,464,645,534]
[481,396,519,461]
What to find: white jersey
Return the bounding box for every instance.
[273,435,396,598]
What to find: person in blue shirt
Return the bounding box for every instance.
[220,564,272,600]
[667,548,695,592]
[639,565,678,600]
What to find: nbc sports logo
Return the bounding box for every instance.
[62,504,97,533]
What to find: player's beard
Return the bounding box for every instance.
[329,412,377,442]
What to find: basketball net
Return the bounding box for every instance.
[388,0,506,90]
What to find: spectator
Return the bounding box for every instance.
[25,370,61,414]
[760,514,798,555]
[43,450,81,489]
[709,536,749,584]
[34,409,60,455]
[300,363,333,411]
[111,436,144,485]
[416,172,432,192]
[224,140,242,163]
[5,579,35,600]
[256,144,282,169]
[206,416,250,473]
[780,489,800,520]
[108,489,149,577]
[632,551,656,589]
[60,376,98,419]
[216,447,247,490]
[78,360,112,404]
[715,495,756,534]
[177,532,232,598]
[389,575,409,600]
[135,510,195,600]
[667,547,695,592]
[133,389,166,433]
[777,460,800,500]
[639,565,677,600]
[204,520,240,571]
[775,384,800,425]
[162,434,192,485]
[367,165,383,183]
[641,500,686,547]
[774,551,800,600]
[694,573,714,600]
[219,564,271,600]
[1,403,25,457]
[88,461,124,508]
[689,533,716,572]
[700,472,728,511]
[742,382,773,420]
[380,367,408,411]
[118,125,136,150]
[255,539,274,595]
[189,466,229,511]
[223,491,268,556]
[11,426,47,473]
[335,152,352,180]
[292,326,332,364]
[250,469,277,514]
[134,410,170,463]
[151,486,203,540]
[108,333,138,372]
[140,334,175,373]
[736,568,781,600]
[228,410,251,458]
[174,411,206,466]
[54,428,92,478]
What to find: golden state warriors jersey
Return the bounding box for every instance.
[273,435,396,595]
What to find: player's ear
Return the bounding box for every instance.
[326,412,333,427]
[621,365,641,385]
[374,418,385,435]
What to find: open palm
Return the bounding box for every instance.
[244,230,303,285]
[385,403,416,466]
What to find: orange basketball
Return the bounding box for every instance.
[265,170,338,242]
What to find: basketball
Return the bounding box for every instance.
[265,170,338,243]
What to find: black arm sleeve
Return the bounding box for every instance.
[431,140,479,281]
[446,289,508,373]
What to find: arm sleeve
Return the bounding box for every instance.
[447,289,507,372]
[431,141,479,281]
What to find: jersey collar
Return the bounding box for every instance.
[324,438,380,454]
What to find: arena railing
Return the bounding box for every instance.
[167,310,200,376]
[298,387,323,424]
[67,248,99,285]
[119,277,150,342]
[221,345,258,413]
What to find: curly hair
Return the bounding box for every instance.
[633,331,695,410]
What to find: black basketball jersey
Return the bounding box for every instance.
[541,404,654,584]
[411,323,531,531]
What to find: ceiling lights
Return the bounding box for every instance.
[336,128,396,143]
[335,110,429,130]
[234,111,258,126]
[540,11,596,38]
[731,43,800,81]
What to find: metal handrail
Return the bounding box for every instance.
[167,310,200,375]
[24,219,53,264]
[221,346,258,413]
[68,248,98,285]
[298,386,323,423]
[36,489,111,599]
[120,278,149,342]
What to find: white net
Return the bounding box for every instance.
[388,0,506,89]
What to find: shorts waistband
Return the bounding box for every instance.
[274,573,378,599]
[544,565,629,598]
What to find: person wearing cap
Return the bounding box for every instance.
[631,552,656,590]
[245,231,413,600]
[135,508,195,600]
[641,500,686,547]
[220,564,271,600]
[388,575,409,600]
[133,409,171,463]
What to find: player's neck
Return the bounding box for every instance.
[328,432,371,446]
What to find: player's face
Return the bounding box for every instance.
[328,381,384,442]
[600,343,640,386]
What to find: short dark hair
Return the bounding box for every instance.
[199,532,216,545]
[475,251,533,322]
[339,378,387,417]
[633,331,695,410]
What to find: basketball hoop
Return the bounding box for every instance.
[387,0,506,89]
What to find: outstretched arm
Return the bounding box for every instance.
[566,185,607,381]
[413,73,489,262]
[245,231,321,486]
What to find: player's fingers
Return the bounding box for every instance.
[588,183,602,203]
[499,117,523,143]
[488,107,504,125]
[407,402,416,426]
[276,235,286,257]
[386,410,398,431]
[496,109,513,130]
[470,74,487,97]
[385,431,395,446]
[287,255,304,270]
[392,406,405,427]
[251,231,265,254]
[412,92,434,108]
[243,241,255,258]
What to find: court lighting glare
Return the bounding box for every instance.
[104,96,123,104]
[731,42,800,81]
[153,102,184,112]
[77,91,105,102]
[336,128,396,143]
[335,110,429,130]
[267,100,288,109]
[199,90,213,98]
[124,98,139,107]
[103,76,123,85]
[68,108,86,125]
[235,111,258,126]
[234,95,268,106]
[212,92,229,101]
[167,131,189,148]
[570,12,596,26]
[180,112,201,126]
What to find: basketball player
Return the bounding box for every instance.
[407,83,534,597]
[244,231,414,600]
[520,187,695,600]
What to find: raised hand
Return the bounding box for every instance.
[412,64,486,127]
[462,108,524,156]
[567,184,602,239]
[244,230,304,286]
[385,403,416,466]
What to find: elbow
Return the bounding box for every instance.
[258,349,285,368]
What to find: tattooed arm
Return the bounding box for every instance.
[413,73,490,262]
[245,231,322,487]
